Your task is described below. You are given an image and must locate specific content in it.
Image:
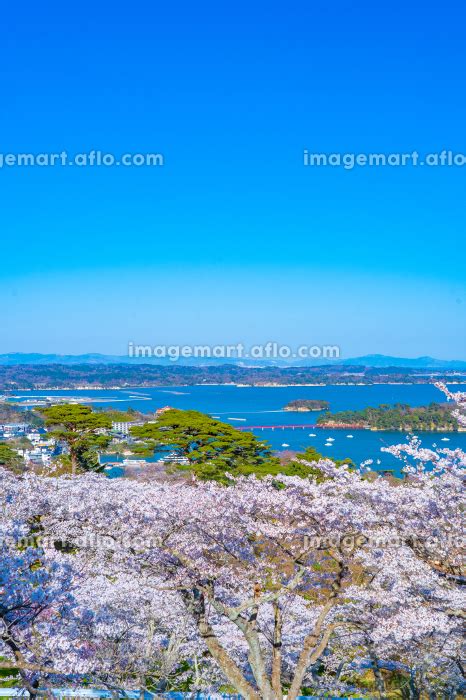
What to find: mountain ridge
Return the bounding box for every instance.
[0,352,465,369]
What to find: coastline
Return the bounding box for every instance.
[3,380,466,391]
[317,424,464,433]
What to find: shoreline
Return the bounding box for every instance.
[317,424,464,433]
[3,380,466,392]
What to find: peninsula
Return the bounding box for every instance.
[317,403,460,431]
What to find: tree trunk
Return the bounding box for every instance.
[365,635,388,699]
[409,670,421,700]
[198,618,261,700]
[70,447,78,476]
[0,634,42,699]
[271,602,283,700]
[287,612,336,700]
[243,597,274,700]
[184,588,260,700]
[27,678,40,700]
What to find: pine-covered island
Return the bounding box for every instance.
[283,399,330,412]
[317,402,461,431]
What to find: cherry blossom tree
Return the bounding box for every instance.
[0,382,464,698]
[435,382,466,429]
[28,450,463,699]
[0,469,81,696]
[0,469,213,694]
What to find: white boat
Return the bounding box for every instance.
[346,434,354,438]
[228,417,246,421]
[281,443,290,447]
[441,437,450,442]
[325,442,333,447]
[309,433,316,437]
[326,437,335,441]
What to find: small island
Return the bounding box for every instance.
[317,402,460,431]
[284,399,330,412]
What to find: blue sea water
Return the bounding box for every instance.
[10,383,466,475]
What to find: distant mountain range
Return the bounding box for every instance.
[342,354,466,369]
[1,353,465,369]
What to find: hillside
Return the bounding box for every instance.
[317,403,460,431]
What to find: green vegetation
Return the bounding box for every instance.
[39,404,123,474]
[131,409,279,482]
[0,443,24,474]
[93,406,140,422]
[5,397,452,486]
[6,436,33,452]
[286,446,355,472]
[0,401,43,426]
[0,656,20,687]
[283,399,330,411]
[250,446,355,483]
[317,402,459,431]
[131,409,354,484]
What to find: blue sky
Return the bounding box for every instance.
[1,1,465,358]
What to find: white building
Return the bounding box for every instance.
[0,423,30,437]
[111,421,144,435]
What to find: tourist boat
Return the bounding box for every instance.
[281,443,290,447]
[346,434,354,438]
[122,458,144,466]
[441,437,450,441]
[309,433,316,437]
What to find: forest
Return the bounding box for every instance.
[317,402,460,431]
[0,363,464,389]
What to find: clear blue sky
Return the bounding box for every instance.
[1,1,465,358]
